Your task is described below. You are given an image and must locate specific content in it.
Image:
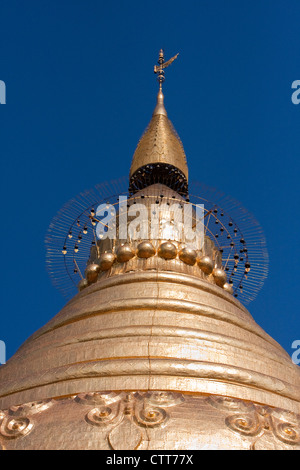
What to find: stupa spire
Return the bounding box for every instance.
[129,49,188,196]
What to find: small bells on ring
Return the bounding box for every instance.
[78,278,88,291]
[198,256,214,274]
[212,268,227,287]
[116,244,135,263]
[179,247,197,266]
[85,263,100,284]
[223,282,234,295]
[99,252,115,271]
[137,241,156,258]
[158,242,177,260]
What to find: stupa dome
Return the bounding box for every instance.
[0,51,299,451]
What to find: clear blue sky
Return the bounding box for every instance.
[0,0,299,360]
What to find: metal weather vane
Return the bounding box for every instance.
[154,49,179,91]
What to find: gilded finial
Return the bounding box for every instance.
[129,49,188,192]
[154,49,179,92]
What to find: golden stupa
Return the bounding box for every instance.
[0,51,299,451]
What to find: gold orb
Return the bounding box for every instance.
[198,256,214,274]
[137,241,156,258]
[77,278,88,291]
[85,263,100,284]
[212,268,227,287]
[98,252,115,271]
[223,282,234,295]
[179,247,197,266]
[116,244,135,263]
[158,242,177,260]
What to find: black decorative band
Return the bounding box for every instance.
[129,163,188,196]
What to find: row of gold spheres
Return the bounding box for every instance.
[79,241,233,295]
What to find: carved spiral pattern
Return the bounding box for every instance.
[208,395,300,447]
[135,406,167,428]
[0,399,54,440]
[0,417,33,439]
[86,406,117,426]
[272,420,300,445]
[1,393,299,448]
[225,413,261,437]
[75,391,184,448]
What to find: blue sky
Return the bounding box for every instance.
[0,0,300,360]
